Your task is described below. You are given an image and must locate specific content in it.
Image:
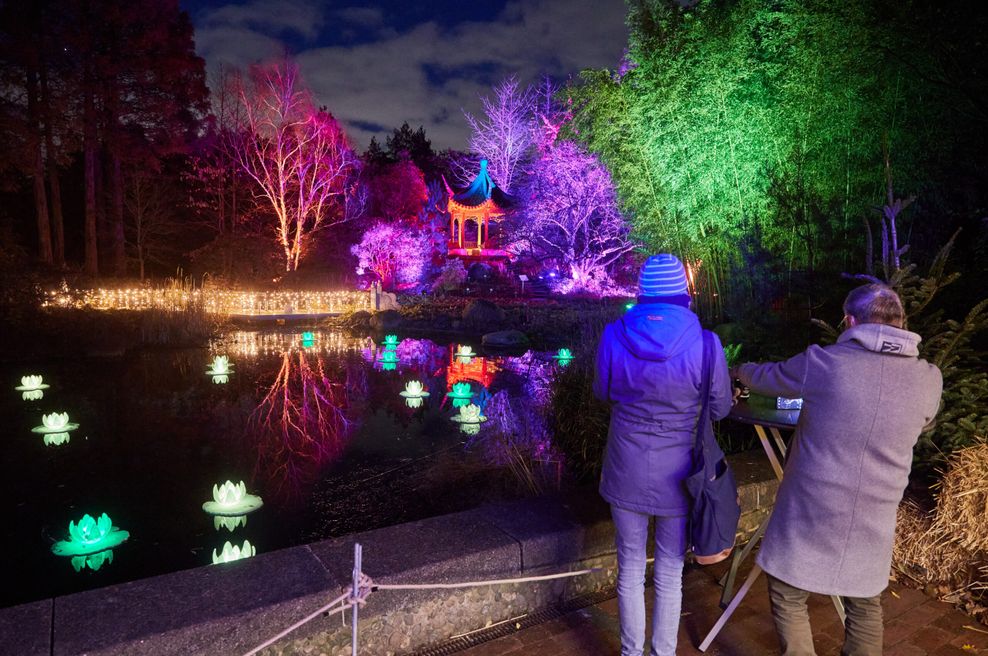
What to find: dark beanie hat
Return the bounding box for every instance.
[638,254,689,297]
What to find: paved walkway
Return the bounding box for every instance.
[458,560,988,656]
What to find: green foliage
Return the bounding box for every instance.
[567,0,959,274]
[722,343,743,368]
[814,232,988,466]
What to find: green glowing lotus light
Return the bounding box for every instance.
[206,355,233,376]
[382,361,397,371]
[552,348,575,367]
[379,350,399,363]
[301,331,315,341]
[16,375,49,391]
[383,334,399,348]
[212,539,255,565]
[31,411,79,435]
[71,549,114,573]
[399,380,430,398]
[448,382,474,399]
[22,390,44,401]
[52,513,130,557]
[43,432,70,447]
[625,302,635,311]
[405,396,424,409]
[451,403,487,425]
[202,480,264,516]
[214,515,248,532]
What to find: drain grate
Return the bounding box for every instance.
[407,587,617,656]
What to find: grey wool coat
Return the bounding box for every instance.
[737,323,942,597]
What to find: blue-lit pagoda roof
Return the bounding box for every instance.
[450,160,515,209]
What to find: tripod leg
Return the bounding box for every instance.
[699,564,764,652]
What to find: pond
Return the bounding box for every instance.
[1,328,569,608]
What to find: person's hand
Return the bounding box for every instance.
[731,385,741,406]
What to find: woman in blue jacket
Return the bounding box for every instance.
[594,254,733,656]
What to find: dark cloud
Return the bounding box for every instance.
[190,0,627,150]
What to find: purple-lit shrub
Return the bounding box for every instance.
[351,222,430,291]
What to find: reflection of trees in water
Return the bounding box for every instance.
[249,349,366,499]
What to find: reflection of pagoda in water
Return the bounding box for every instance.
[445,344,500,391]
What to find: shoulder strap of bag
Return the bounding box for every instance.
[694,330,714,460]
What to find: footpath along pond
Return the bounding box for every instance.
[1,328,573,608]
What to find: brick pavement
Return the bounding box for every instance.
[457,561,987,655]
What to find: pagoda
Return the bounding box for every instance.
[445,159,514,265]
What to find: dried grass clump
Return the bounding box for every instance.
[893,440,988,612]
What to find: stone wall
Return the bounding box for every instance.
[0,453,777,656]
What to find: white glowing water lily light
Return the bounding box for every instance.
[450,403,487,425]
[202,480,264,516]
[15,375,50,391]
[455,345,475,362]
[31,412,79,435]
[399,380,430,398]
[51,513,130,557]
[213,540,256,564]
[206,355,234,376]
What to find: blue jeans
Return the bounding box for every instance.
[612,506,687,656]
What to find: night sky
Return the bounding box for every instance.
[181,0,628,150]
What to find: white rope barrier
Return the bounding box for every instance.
[241,542,600,656]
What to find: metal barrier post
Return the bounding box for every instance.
[352,543,362,656]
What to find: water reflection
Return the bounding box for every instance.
[22,390,44,401]
[214,515,248,532]
[248,347,364,499]
[72,549,115,573]
[212,539,255,564]
[43,432,70,446]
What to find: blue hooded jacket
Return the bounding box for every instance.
[593,303,733,515]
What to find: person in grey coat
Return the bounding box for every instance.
[734,283,942,656]
[594,253,733,656]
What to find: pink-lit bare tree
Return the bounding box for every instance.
[350,222,430,291]
[520,140,636,294]
[233,61,360,271]
[463,76,535,192]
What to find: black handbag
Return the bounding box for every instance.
[685,330,741,565]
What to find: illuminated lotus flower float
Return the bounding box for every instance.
[378,349,399,371]
[446,381,475,408]
[213,539,256,565]
[206,355,233,384]
[451,403,487,435]
[399,380,430,409]
[32,412,79,446]
[203,480,263,518]
[382,334,400,348]
[16,375,49,400]
[51,512,129,561]
[301,331,315,349]
[455,345,475,364]
[552,348,574,367]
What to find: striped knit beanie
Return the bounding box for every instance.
[638,254,689,297]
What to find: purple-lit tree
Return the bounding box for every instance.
[233,61,360,272]
[350,222,430,291]
[463,76,536,193]
[519,140,636,294]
